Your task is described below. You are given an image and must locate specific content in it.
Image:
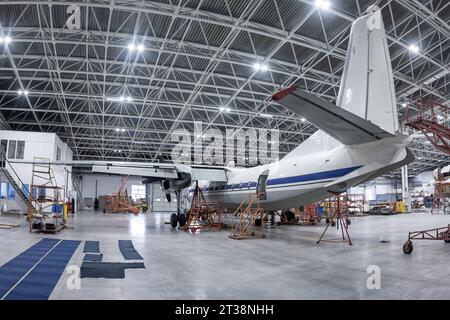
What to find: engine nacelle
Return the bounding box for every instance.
[160,172,192,194]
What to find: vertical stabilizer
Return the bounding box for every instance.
[336,5,398,134]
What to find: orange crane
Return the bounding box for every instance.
[103,176,140,214]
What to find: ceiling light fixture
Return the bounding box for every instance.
[408,44,419,54]
[260,113,273,118]
[0,36,12,44]
[254,62,269,72]
[128,43,136,51]
[315,0,331,11]
[137,44,145,52]
[107,96,133,102]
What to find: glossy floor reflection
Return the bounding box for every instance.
[0,210,449,299]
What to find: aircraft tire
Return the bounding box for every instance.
[170,213,178,229]
[178,213,186,227]
[403,240,413,254]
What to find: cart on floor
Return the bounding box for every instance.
[403,224,450,254]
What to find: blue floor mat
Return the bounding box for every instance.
[83,253,103,262]
[4,240,81,300]
[83,241,100,253]
[0,238,59,298]
[80,262,145,279]
[118,240,143,260]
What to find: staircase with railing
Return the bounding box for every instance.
[0,153,38,213]
[229,193,265,240]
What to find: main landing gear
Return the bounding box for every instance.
[170,190,186,229]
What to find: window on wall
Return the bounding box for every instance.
[1,140,7,155]
[8,140,16,159]
[22,184,30,198]
[16,141,25,159]
[0,182,7,198]
[131,185,145,202]
[6,140,25,159]
[56,146,61,161]
[7,183,15,200]
[38,188,46,200]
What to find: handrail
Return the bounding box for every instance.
[1,153,39,211]
[230,193,263,239]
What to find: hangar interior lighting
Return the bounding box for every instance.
[315,0,331,11]
[408,44,420,53]
[0,36,12,44]
[128,43,145,52]
[253,63,269,72]
[107,96,133,102]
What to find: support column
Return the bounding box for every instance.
[401,165,410,212]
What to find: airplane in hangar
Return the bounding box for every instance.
[12,6,414,225]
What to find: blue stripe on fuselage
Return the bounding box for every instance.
[191,165,362,193]
[266,166,362,186]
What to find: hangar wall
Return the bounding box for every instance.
[0,130,73,212]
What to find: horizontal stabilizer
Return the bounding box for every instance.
[273,87,393,145]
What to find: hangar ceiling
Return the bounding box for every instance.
[0,0,448,176]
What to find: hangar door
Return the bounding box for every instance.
[151,182,178,212]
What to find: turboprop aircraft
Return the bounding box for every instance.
[10,6,413,221]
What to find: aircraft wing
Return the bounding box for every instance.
[9,160,228,182]
[272,86,393,145]
[190,167,227,182]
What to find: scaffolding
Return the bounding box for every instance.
[28,159,67,234]
[280,205,318,225]
[229,193,265,240]
[317,193,352,245]
[432,167,450,214]
[183,181,222,233]
[404,97,450,155]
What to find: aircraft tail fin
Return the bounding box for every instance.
[337,5,398,135]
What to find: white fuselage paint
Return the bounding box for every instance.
[191,131,412,210]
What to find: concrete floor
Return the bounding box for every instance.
[0,210,449,300]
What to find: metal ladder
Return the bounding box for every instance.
[229,193,265,240]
